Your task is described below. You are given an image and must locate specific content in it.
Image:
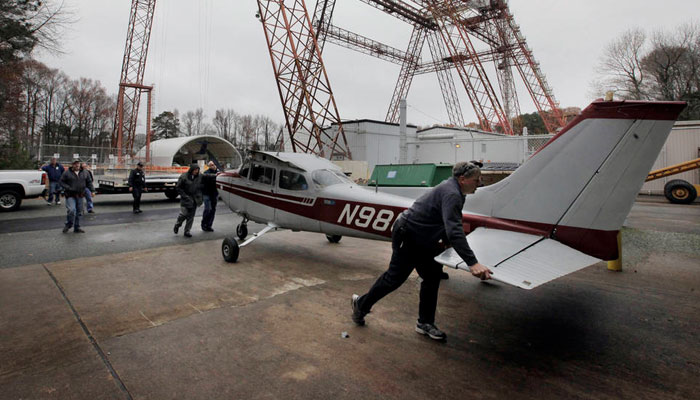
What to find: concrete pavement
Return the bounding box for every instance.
[0,196,699,399]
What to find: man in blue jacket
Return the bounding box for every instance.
[41,157,64,205]
[351,162,492,341]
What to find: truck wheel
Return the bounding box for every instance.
[0,190,21,212]
[222,237,239,263]
[326,234,342,243]
[664,179,697,204]
[165,190,179,201]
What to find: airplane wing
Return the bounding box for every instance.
[434,227,601,290]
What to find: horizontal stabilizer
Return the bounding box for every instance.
[434,228,601,290]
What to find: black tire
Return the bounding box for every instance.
[326,234,342,243]
[164,190,179,201]
[0,190,21,212]
[236,224,248,241]
[222,237,239,263]
[664,179,697,204]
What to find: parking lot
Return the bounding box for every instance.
[1,195,699,399]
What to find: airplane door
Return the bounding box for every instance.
[246,163,276,223]
[276,169,320,232]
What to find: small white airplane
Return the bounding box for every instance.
[216,99,686,290]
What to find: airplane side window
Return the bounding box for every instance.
[265,167,276,186]
[239,160,250,179]
[279,170,308,191]
[251,164,275,186]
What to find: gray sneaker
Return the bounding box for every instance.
[415,322,447,341]
[351,294,366,326]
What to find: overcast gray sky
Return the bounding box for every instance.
[37,0,699,129]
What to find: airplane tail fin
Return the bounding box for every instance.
[466,100,685,259]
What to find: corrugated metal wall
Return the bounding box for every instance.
[640,121,700,195]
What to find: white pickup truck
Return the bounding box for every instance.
[0,170,47,211]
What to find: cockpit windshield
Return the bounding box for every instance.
[311,169,352,187]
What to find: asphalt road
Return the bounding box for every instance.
[0,194,697,270]
[0,193,260,269]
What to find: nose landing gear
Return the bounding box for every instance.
[222,237,240,262]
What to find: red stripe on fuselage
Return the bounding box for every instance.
[219,181,403,238]
[220,180,618,260]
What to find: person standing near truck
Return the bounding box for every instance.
[41,157,64,205]
[128,162,147,214]
[81,163,95,213]
[60,160,95,233]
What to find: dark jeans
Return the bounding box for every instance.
[357,217,442,324]
[132,188,142,211]
[175,206,196,233]
[84,188,93,211]
[48,181,61,203]
[64,196,83,230]
[201,194,217,229]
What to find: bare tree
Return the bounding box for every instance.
[40,67,68,145]
[193,108,205,135]
[26,0,75,55]
[642,23,700,101]
[597,29,649,99]
[182,111,195,136]
[239,114,254,149]
[212,108,237,143]
[594,22,700,119]
[0,1,74,64]
[254,115,279,151]
[20,60,49,149]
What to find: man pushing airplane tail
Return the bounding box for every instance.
[352,161,491,341]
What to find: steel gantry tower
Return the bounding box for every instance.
[114,0,565,162]
[256,0,351,159]
[312,0,566,134]
[113,0,156,160]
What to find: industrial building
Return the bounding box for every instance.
[328,120,552,180]
[331,118,699,203]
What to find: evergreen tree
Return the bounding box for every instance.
[152,111,181,140]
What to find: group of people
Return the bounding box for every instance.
[40,158,97,233]
[41,157,220,236]
[173,161,219,237]
[41,154,481,341]
[42,158,95,214]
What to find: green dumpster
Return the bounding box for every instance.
[369,164,454,187]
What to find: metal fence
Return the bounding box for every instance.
[36,144,151,168]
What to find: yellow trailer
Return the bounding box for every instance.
[646,157,700,204]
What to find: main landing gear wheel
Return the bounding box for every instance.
[222,237,240,263]
[326,234,342,243]
[236,223,248,241]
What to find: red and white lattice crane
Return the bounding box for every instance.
[112,0,565,162]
